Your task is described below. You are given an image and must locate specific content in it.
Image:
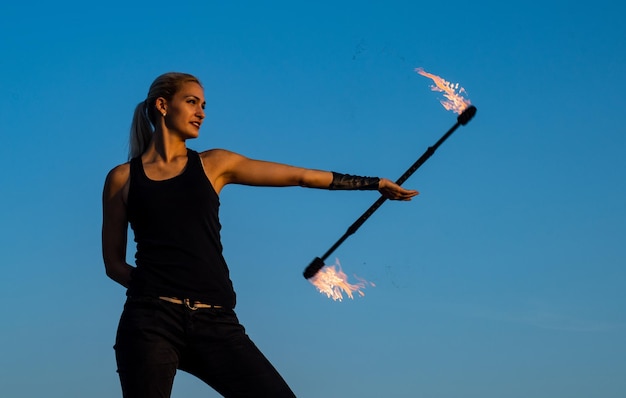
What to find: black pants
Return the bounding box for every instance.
[114,296,296,398]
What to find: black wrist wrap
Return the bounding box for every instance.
[329,172,380,190]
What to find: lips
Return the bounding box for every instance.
[191,121,202,128]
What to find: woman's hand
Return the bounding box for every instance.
[378,178,419,200]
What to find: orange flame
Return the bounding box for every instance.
[308,258,375,301]
[415,67,471,114]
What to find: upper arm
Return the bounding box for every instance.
[101,164,130,266]
[201,149,332,192]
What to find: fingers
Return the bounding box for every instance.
[391,189,419,201]
[379,178,419,201]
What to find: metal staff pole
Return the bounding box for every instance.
[303,105,477,279]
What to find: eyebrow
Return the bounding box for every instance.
[185,94,206,104]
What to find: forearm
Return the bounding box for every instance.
[328,172,380,190]
[326,172,418,200]
[104,260,134,288]
[297,170,381,190]
[298,168,333,188]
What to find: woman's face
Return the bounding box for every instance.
[163,81,206,139]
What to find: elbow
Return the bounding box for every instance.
[103,257,116,277]
[104,262,116,280]
[299,169,331,189]
[103,258,132,288]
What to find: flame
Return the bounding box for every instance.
[415,67,471,114]
[308,258,375,301]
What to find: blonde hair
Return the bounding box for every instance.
[129,72,202,159]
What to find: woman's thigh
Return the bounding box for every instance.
[114,297,183,398]
[180,309,296,398]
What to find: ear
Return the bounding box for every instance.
[155,97,168,116]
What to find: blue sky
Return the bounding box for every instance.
[1,1,625,397]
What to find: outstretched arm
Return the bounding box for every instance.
[203,149,418,200]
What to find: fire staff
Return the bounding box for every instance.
[101,72,417,398]
[304,103,476,279]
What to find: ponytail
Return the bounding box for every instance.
[129,101,153,160]
[128,72,202,160]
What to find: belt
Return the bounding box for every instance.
[159,296,223,310]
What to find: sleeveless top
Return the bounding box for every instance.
[126,149,236,307]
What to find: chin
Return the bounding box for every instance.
[185,131,200,140]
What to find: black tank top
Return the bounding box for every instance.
[126,149,236,307]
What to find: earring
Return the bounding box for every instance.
[162,112,166,117]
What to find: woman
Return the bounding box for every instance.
[102,72,417,398]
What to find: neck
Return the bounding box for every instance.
[145,128,188,163]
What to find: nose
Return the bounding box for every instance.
[197,106,205,119]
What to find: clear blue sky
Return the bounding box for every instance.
[1,1,625,397]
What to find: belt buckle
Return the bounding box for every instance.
[184,298,199,310]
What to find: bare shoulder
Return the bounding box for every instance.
[103,163,130,199]
[199,148,247,170]
[105,163,130,185]
[198,149,248,193]
[199,148,244,161]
